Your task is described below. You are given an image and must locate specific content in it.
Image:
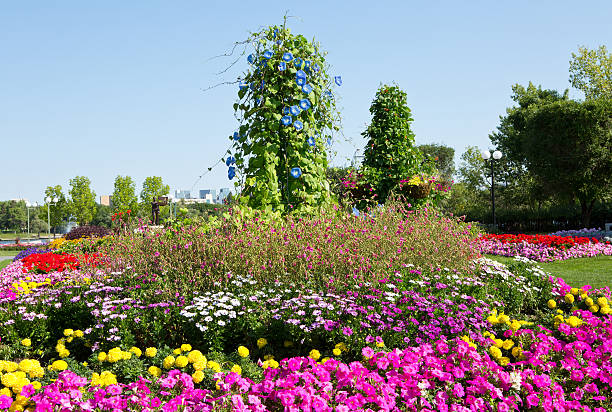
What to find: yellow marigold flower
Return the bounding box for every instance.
[121,351,132,360]
[29,366,45,379]
[332,348,342,356]
[107,348,122,363]
[502,340,514,350]
[570,288,579,295]
[173,348,182,355]
[58,349,70,358]
[97,352,107,362]
[163,356,175,369]
[511,347,521,357]
[187,350,204,363]
[564,294,575,304]
[257,338,268,349]
[499,357,510,366]
[547,300,556,309]
[509,320,521,332]
[148,366,162,377]
[567,316,582,328]
[597,297,609,307]
[32,381,41,390]
[193,360,206,371]
[556,309,563,314]
[268,359,279,368]
[74,330,84,338]
[283,340,293,348]
[129,347,142,357]
[585,297,594,306]
[180,344,192,352]
[101,371,117,386]
[493,338,503,349]
[376,341,385,348]
[309,349,321,361]
[601,306,611,315]
[207,361,221,373]
[498,314,510,324]
[589,304,599,313]
[21,338,31,347]
[192,370,204,384]
[18,360,34,374]
[335,342,348,352]
[0,388,10,397]
[230,364,242,375]
[14,371,26,379]
[489,346,502,359]
[145,347,157,358]
[82,362,88,367]
[5,362,18,373]
[1,373,17,387]
[50,360,68,371]
[63,329,74,337]
[66,337,74,343]
[175,356,189,368]
[237,346,250,358]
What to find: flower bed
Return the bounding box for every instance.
[478,233,612,262]
[0,211,611,411]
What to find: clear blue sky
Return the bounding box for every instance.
[1,1,610,203]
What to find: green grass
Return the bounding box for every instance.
[0,250,17,256]
[0,259,11,270]
[486,254,612,289]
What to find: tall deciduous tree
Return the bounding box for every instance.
[39,185,68,232]
[0,201,27,231]
[569,45,612,100]
[520,98,612,226]
[362,85,424,203]
[417,143,455,180]
[68,176,97,225]
[112,175,138,214]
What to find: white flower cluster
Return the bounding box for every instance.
[180,291,244,332]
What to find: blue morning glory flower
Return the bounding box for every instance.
[278,61,286,71]
[296,69,306,79]
[302,84,313,94]
[282,52,293,62]
[296,77,306,86]
[293,120,304,131]
[226,156,236,166]
[239,81,248,90]
[313,63,320,72]
[290,167,302,178]
[247,54,255,64]
[273,28,279,38]
[324,90,333,99]
[281,115,292,126]
[256,97,263,106]
[290,105,301,116]
[307,136,315,146]
[283,106,291,115]
[228,166,236,180]
[233,132,240,141]
[263,50,273,59]
[335,76,342,86]
[294,57,303,69]
[299,98,311,110]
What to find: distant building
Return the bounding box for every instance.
[217,188,231,204]
[99,195,112,207]
[199,189,216,204]
[175,190,191,200]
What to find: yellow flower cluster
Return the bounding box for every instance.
[55,330,85,358]
[557,288,610,315]
[486,309,532,332]
[257,338,268,349]
[460,335,477,349]
[237,346,250,358]
[332,342,349,356]
[0,359,44,397]
[90,371,117,387]
[98,347,133,363]
[261,355,279,369]
[11,276,52,296]
[483,331,523,366]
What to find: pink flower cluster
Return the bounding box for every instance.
[477,238,612,262]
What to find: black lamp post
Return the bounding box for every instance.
[481,150,502,228]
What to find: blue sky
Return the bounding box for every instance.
[1,1,610,203]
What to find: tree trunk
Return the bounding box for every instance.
[580,198,596,228]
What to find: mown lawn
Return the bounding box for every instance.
[0,259,11,270]
[486,254,612,290]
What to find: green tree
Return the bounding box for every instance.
[417,143,455,179]
[39,185,68,233]
[457,146,488,191]
[68,176,97,225]
[111,175,138,214]
[362,84,425,203]
[569,45,612,100]
[30,217,49,236]
[519,98,612,226]
[140,176,170,219]
[91,204,112,228]
[230,21,340,215]
[0,201,27,231]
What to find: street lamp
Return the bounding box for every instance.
[481,150,502,229]
[45,196,59,239]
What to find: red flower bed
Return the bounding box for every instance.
[20,252,99,273]
[480,233,600,250]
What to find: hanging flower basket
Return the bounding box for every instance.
[398,176,431,199]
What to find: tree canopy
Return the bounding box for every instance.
[569,45,612,100]
[68,176,97,225]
